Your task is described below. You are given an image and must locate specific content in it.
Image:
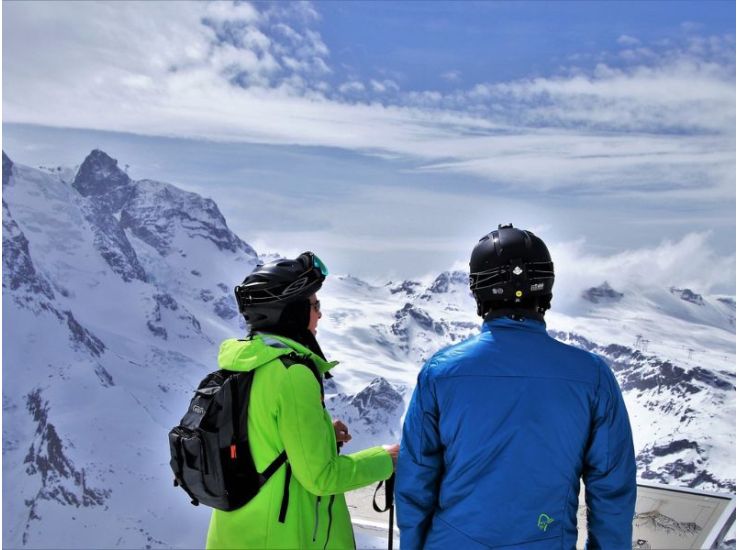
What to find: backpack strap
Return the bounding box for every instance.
[259,450,287,483]
[278,464,292,523]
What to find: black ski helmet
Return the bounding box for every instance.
[235,251,328,328]
[469,224,554,317]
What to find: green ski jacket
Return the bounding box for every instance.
[206,334,394,549]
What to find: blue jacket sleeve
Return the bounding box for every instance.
[583,357,637,550]
[396,362,443,550]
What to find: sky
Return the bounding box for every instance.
[2,1,736,292]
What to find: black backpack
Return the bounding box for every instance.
[168,344,325,516]
[168,368,288,512]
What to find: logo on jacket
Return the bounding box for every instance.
[537,513,554,532]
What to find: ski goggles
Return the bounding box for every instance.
[300,251,329,277]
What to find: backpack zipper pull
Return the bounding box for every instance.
[230,443,237,459]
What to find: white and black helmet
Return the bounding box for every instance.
[235,252,328,328]
[469,224,554,317]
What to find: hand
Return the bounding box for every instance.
[333,420,352,444]
[382,443,400,469]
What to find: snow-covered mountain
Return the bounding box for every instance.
[3,150,257,548]
[3,150,735,548]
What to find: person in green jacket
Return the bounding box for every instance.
[206,251,399,549]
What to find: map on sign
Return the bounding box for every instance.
[576,482,736,549]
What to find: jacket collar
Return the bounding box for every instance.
[481,314,547,334]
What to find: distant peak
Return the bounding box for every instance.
[73,149,130,197]
[86,149,119,167]
[582,281,624,304]
[429,270,468,294]
[670,287,705,306]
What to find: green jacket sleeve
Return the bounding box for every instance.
[277,363,394,496]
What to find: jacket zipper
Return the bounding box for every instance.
[323,495,335,550]
[312,496,321,542]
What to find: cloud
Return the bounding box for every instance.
[440,70,461,82]
[454,46,735,135]
[550,232,736,311]
[617,34,640,46]
[338,81,366,94]
[3,1,735,203]
[369,79,399,93]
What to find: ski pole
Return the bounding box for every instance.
[373,473,396,550]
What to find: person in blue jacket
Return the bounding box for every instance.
[396,224,637,549]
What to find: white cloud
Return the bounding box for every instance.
[369,79,399,93]
[462,52,735,135]
[441,70,461,82]
[550,232,736,312]
[205,1,260,23]
[3,2,735,204]
[265,1,321,24]
[273,23,303,44]
[338,81,366,94]
[617,34,640,46]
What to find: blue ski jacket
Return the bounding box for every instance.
[396,315,636,549]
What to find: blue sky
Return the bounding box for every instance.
[2,1,736,291]
[317,1,735,89]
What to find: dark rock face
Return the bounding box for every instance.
[68,151,147,282]
[637,438,735,492]
[389,281,421,295]
[3,151,13,188]
[72,150,133,211]
[582,281,624,303]
[670,287,705,306]
[62,310,106,358]
[146,293,178,340]
[23,390,109,544]
[72,149,257,282]
[350,377,404,417]
[392,303,445,336]
[147,321,168,340]
[214,296,238,320]
[718,297,736,309]
[2,201,55,299]
[652,439,700,457]
[81,200,147,282]
[147,292,205,340]
[429,271,468,294]
[550,331,735,397]
[120,183,256,257]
